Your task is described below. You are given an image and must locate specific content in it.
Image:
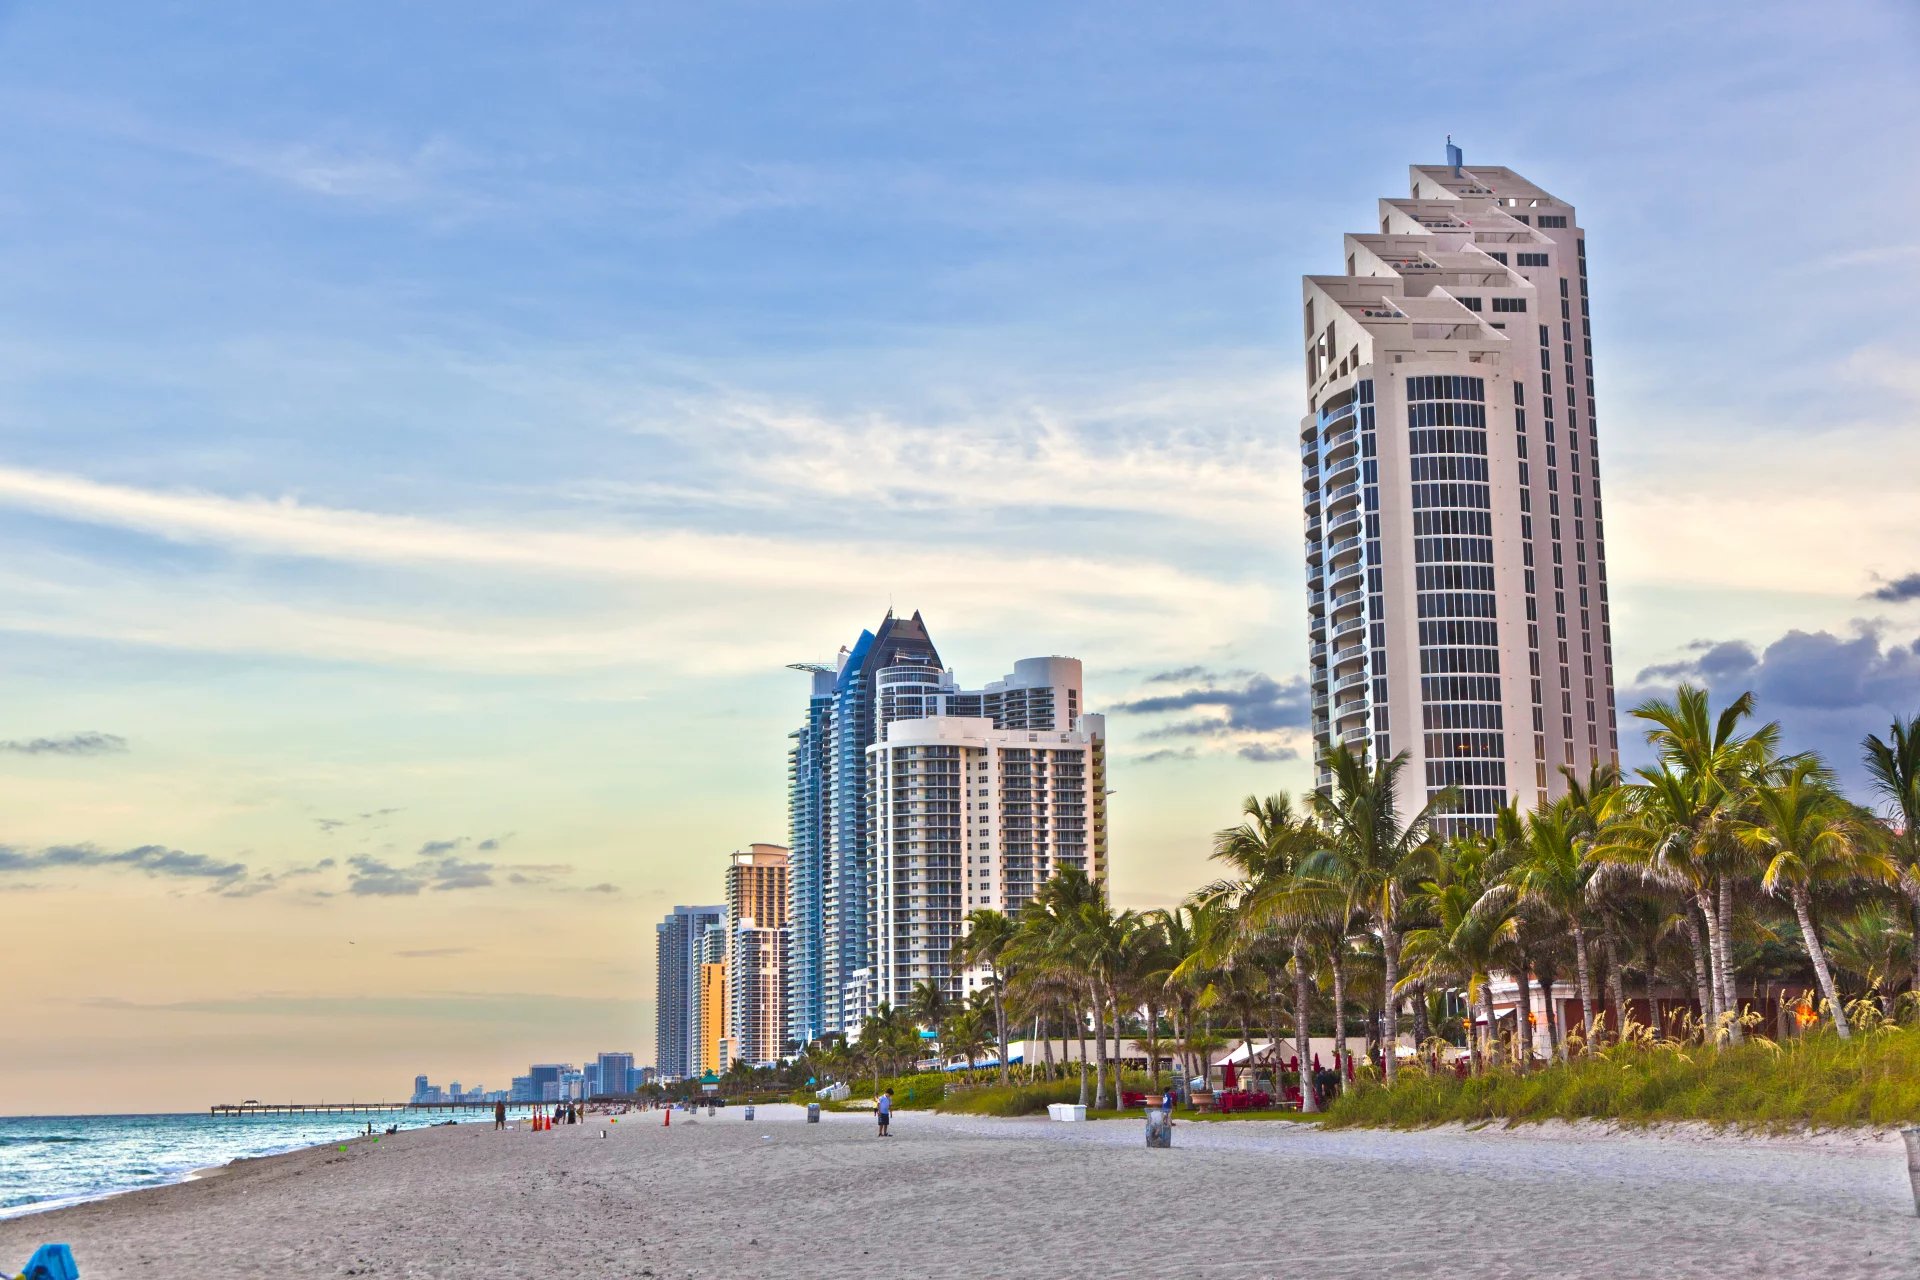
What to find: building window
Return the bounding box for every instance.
[1517,252,1549,267]
[1492,297,1527,313]
[1538,215,1568,228]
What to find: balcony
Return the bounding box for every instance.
[1330,614,1367,643]
[1306,641,1328,664]
[1328,587,1365,615]
[1307,589,1326,614]
[1324,534,1364,564]
[1333,669,1368,695]
[1325,507,1362,541]
[1309,612,1327,639]
[1323,450,1360,488]
[1331,643,1367,670]
[1328,560,1365,594]
[1323,480,1361,510]
[1322,426,1358,458]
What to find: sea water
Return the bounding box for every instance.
[0,1110,433,1218]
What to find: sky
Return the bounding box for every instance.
[3,1,1919,1113]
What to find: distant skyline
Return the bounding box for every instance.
[4,2,1919,1112]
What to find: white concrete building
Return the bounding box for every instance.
[866,657,1108,1011]
[1299,143,1618,827]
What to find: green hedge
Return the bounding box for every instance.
[1321,1026,1920,1131]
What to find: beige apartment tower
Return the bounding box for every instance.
[724,843,790,1068]
[1299,144,1617,828]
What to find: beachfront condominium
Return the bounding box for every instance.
[725,843,790,1067]
[1298,143,1617,830]
[867,657,1106,1010]
[653,903,725,1081]
[786,610,943,1046]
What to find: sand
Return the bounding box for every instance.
[4,1106,1916,1278]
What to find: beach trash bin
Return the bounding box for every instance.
[1903,1126,1920,1216]
[807,1102,821,1123]
[744,1105,755,1121]
[19,1243,79,1280]
[1145,1108,1172,1149]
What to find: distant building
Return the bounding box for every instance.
[528,1063,567,1103]
[726,843,790,1068]
[595,1052,636,1097]
[411,1074,431,1103]
[868,656,1107,1010]
[510,1075,533,1102]
[786,610,942,1046]
[654,903,726,1081]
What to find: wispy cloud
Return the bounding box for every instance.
[0,731,127,756]
[1868,573,1920,604]
[0,842,245,887]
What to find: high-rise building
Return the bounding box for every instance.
[1298,145,1617,830]
[699,958,728,1075]
[786,610,943,1045]
[528,1063,567,1103]
[867,657,1107,1010]
[724,844,790,1067]
[594,1052,635,1098]
[654,903,725,1080]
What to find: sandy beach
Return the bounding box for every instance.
[4,1106,1915,1278]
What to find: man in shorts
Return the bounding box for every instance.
[876,1088,893,1137]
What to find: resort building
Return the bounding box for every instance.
[785,610,944,1045]
[653,903,726,1081]
[1297,142,1618,827]
[725,843,790,1067]
[867,657,1108,1010]
[698,958,727,1076]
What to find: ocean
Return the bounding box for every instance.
[0,1110,436,1219]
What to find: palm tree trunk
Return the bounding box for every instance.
[1792,888,1851,1039]
[1681,909,1713,1040]
[1537,970,1561,1057]
[1090,981,1107,1110]
[1604,937,1628,1049]
[1692,891,1726,1031]
[1380,919,1401,1087]
[1572,922,1597,1054]
[1330,950,1349,1095]
[1110,989,1124,1103]
[1408,978,1429,1048]
[1076,998,1089,1104]
[1714,876,1743,1044]
[992,967,1009,1086]
[1479,981,1501,1073]
[1292,939,1317,1113]
[1513,958,1533,1073]
[1641,968,1661,1041]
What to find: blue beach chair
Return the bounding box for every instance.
[14,1243,78,1280]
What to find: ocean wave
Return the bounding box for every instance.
[0,1134,91,1146]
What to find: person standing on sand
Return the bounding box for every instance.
[494,1101,506,1130]
[876,1088,892,1137]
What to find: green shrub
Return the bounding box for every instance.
[1321,1026,1920,1131]
[937,1080,1085,1117]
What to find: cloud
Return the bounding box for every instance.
[1623,625,1920,795]
[418,839,462,856]
[0,842,246,886]
[345,855,425,897]
[0,732,127,756]
[395,947,473,959]
[1115,671,1311,734]
[1236,743,1300,763]
[1135,747,1198,765]
[1869,573,1920,603]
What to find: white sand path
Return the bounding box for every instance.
[3,1105,1915,1278]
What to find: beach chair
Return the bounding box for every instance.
[15,1243,79,1280]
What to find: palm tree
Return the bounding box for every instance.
[1864,715,1920,996]
[952,908,1017,1084]
[1731,758,1895,1039]
[1823,900,1914,1014]
[1501,806,1603,1052]
[1622,685,1786,1042]
[1302,744,1455,1086]
[1401,833,1518,1073]
[1209,793,1325,1108]
[906,979,951,1049]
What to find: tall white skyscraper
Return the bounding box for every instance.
[1299,144,1617,828]
[866,656,1107,1011]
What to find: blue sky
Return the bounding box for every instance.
[3,0,1919,1108]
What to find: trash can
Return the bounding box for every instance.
[744,1105,756,1121]
[807,1102,821,1123]
[1145,1108,1172,1148]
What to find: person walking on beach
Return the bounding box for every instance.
[876,1088,893,1137]
[494,1101,506,1130]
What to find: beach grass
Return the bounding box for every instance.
[1320,1025,1920,1131]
